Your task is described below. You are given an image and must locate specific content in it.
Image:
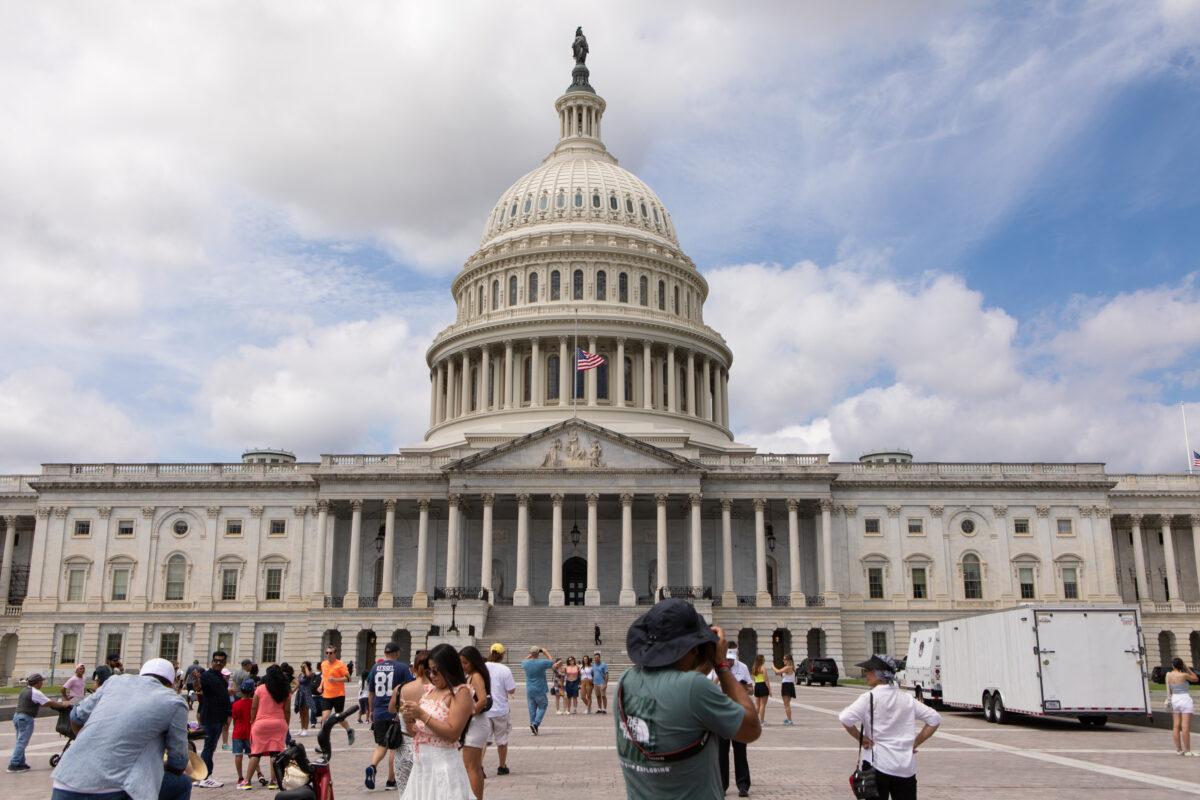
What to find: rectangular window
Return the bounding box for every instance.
[261,632,279,664]
[1062,567,1079,599]
[74,520,91,537]
[111,568,130,601]
[864,518,881,535]
[911,567,927,599]
[1056,518,1073,536]
[269,519,286,536]
[225,519,243,536]
[1013,518,1030,535]
[221,568,239,601]
[1019,567,1036,599]
[216,632,234,656]
[66,568,85,601]
[60,633,78,663]
[105,632,123,660]
[870,630,888,655]
[867,567,884,599]
[159,632,180,662]
[265,568,283,600]
[906,518,923,535]
[117,519,135,536]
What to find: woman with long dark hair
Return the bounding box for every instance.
[459,646,493,799]
[296,661,317,736]
[398,644,474,799]
[1166,657,1198,755]
[247,664,291,787]
[390,650,430,795]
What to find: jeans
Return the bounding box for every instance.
[9,712,34,767]
[200,721,224,778]
[527,691,548,726]
[874,770,918,800]
[51,771,193,800]
[718,736,750,793]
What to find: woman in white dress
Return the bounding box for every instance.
[1166,657,1198,756]
[388,649,430,794]
[399,643,475,799]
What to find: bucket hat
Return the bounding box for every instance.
[626,599,717,669]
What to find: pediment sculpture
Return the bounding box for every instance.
[541,430,604,468]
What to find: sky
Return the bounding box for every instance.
[2,0,1200,474]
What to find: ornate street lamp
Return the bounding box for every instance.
[374,523,385,554]
[569,521,582,549]
[766,523,776,553]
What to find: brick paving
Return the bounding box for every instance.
[5,684,1200,798]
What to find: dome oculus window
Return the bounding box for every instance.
[640,201,648,218]
[653,206,660,222]
[609,194,618,211]
[625,197,634,214]
[172,519,189,537]
[510,201,518,218]
[523,196,532,214]
[960,519,976,535]
[592,191,601,209]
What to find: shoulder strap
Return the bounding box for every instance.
[617,676,710,764]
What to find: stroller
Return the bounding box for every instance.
[271,708,355,800]
[48,707,75,767]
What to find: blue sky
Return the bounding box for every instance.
[1,1,1199,472]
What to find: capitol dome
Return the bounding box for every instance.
[423,39,746,455]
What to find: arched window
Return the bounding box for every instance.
[574,190,583,208]
[609,194,618,211]
[625,196,634,214]
[508,275,517,306]
[522,356,532,403]
[653,205,660,223]
[962,554,983,599]
[618,272,628,303]
[661,361,669,407]
[523,195,532,214]
[477,284,484,316]
[491,280,499,310]
[550,270,561,300]
[640,200,648,218]
[597,356,609,400]
[528,271,539,303]
[624,356,634,402]
[673,285,680,314]
[595,270,606,301]
[555,190,565,210]
[547,355,560,400]
[538,193,548,211]
[470,367,479,411]
[592,190,601,209]
[573,269,584,300]
[165,555,187,601]
[657,280,666,310]
[639,275,648,306]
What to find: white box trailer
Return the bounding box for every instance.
[933,605,1150,726]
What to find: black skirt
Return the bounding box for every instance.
[753,682,769,698]
[781,682,796,698]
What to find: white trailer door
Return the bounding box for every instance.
[1035,610,1147,713]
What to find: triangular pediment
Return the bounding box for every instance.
[444,419,700,473]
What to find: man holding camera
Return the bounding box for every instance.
[615,599,761,800]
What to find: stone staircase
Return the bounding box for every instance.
[481,605,646,683]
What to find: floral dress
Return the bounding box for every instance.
[399,684,474,800]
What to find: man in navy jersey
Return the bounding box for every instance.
[364,641,414,790]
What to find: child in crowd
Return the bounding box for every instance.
[231,680,265,789]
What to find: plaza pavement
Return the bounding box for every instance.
[5,683,1200,798]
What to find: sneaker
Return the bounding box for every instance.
[221,744,230,751]
[384,780,397,791]
[267,783,277,790]
[195,778,225,789]
[347,728,356,746]
[299,729,307,737]
[236,780,252,790]
[531,723,539,736]
[496,766,510,776]
[365,765,376,790]
[257,777,268,787]
[7,764,31,773]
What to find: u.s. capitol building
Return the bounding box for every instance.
[1,39,1198,682]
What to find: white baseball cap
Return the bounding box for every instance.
[140,657,176,685]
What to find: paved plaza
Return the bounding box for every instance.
[5,683,1200,798]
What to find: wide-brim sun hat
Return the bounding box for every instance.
[855,655,897,674]
[626,598,717,669]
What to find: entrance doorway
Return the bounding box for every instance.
[564,557,587,606]
[772,628,792,668]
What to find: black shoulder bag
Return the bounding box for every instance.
[849,693,879,799]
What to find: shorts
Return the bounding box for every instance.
[565,680,580,698]
[358,697,369,714]
[486,713,512,746]
[231,739,251,756]
[754,683,769,698]
[463,714,490,749]
[322,695,346,714]
[373,718,397,748]
[781,682,796,698]
[1170,693,1195,714]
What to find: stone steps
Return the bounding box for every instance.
[482,605,646,682]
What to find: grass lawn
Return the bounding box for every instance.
[0,684,64,696]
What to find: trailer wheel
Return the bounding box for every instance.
[982,692,995,723]
[992,694,1007,725]
[1080,715,1108,728]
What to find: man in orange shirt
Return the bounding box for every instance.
[320,645,355,746]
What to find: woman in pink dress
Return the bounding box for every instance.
[247,664,291,788]
[399,644,474,799]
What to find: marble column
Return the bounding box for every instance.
[754,499,770,607]
[689,494,703,588]
[311,501,329,597]
[686,351,696,416]
[445,495,461,590]
[585,493,600,605]
[718,500,735,606]
[820,499,835,598]
[530,338,541,407]
[480,347,491,412]
[620,493,635,606]
[720,370,730,427]
[701,359,712,420]
[1093,506,1119,599]
[615,338,626,407]
[379,499,396,604]
[413,500,429,607]
[445,358,457,419]
[667,345,677,413]
[586,335,598,406]
[504,340,514,409]
[549,494,564,606]
[428,371,437,427]
[480,494,494,602]
[642,341,653,409]
[713,366,724,426]
[460,351,471,414]
[0,515,18,603]
[1161,514,1180,605]
[787,499,802,605]
[345,499,363,606]
[1130,514,1148,602]
[558,337,569,407]
[1191,514,1200,600]
[514,494,530,606]
[435,363,446,423]
[655,494,668,597]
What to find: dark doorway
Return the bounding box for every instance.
[772,628,792,668]
[1159,630,1175,668]
[356,629,377,672]
[737,628,757,669]
[322,629,342,661]
[806,628,826,658]
[564,557,587,606]
[390,629,412,664]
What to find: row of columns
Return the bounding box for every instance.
[1127,513,1200,605]
[428,338,730,427]
[0,516,18,602]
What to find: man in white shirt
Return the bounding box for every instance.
[708,646,754,797]
[839,654,941,800]
[484,643,517,776]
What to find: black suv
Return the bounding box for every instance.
[797,657,839,686]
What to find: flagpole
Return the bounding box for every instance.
[573,308,579,418]
[1184,402,1193,474]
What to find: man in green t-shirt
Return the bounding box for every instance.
[615,599,761,799]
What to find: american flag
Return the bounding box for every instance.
[575,348,605,371]
[1193,450,1200,468]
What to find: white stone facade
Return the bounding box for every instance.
[2,49,1198,681]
